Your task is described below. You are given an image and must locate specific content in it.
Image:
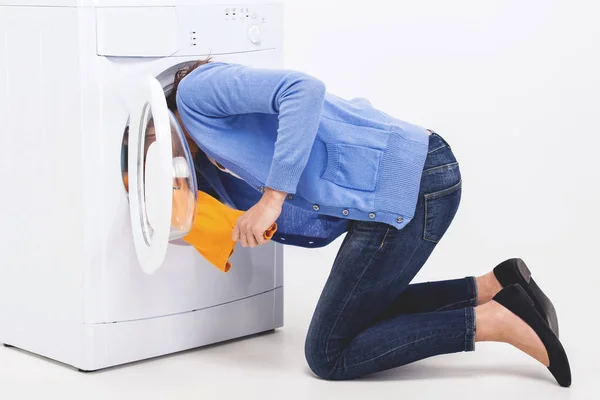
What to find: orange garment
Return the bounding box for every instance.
[182,191,277,273]
[125,171,276,272]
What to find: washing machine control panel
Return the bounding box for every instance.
[96,4,281,58]
[176,4,281,56]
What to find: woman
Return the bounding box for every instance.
[166,59,570,386]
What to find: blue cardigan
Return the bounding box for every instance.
[177,62,429,229]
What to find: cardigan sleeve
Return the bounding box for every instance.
[176,62,326,194]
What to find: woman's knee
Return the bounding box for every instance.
[304,330,351,380]
[304,331,337,380]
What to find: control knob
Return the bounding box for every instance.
[247,25,262,45]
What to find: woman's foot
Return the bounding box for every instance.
[475,270,503,304]
[476,297,549,366]
[476,285,571,387]
[476,258,559,338]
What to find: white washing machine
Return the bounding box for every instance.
[0,0,284,371]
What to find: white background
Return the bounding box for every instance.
[282,0,600,396]
[285,0,600,341]
[1,0,598,398]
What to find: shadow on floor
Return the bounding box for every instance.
[302,362,553,385]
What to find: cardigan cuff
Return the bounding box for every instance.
[265,161,305,194]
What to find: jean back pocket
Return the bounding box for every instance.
[423,180,462,243]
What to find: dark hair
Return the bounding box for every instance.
[166,58,212,112]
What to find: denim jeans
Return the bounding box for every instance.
[305,132,477,380]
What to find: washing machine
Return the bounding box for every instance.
[0,0,284,371]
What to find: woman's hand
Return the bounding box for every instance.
[232,188,286,248]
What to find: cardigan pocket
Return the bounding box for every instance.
[321,142,383,192]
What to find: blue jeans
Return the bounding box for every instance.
[305,133,476,380]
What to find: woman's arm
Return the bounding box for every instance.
[176,62,326,195]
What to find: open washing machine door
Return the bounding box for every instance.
[127,75,197,274]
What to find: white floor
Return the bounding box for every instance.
[0,243,596,400]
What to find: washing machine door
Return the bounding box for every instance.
[128,75,197,274]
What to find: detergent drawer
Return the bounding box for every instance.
[96,6,180,57]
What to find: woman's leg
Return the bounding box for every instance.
[379,277,478,317]
[305,135,548,380]
[379,271,503,318]
[304,216,475,380]
[305,137,468,379]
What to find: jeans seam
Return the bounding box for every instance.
[464,307,476,352]
[378,226,391,249]
[324,230,387,363]
[424,180,463,200]
[434,300,471,312]
[427,144,447,154]
[423,194,436,243]
[469,276,479,307]
[422,162,459,176]
[341,335,437,369]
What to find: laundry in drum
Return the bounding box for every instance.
[171,156,196,232]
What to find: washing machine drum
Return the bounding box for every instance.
[170,113,198,237]
[148,110,198,240]
[124,109,198,240]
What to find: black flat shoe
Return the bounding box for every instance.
[494,258,559,337]
[493,284,571,387]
